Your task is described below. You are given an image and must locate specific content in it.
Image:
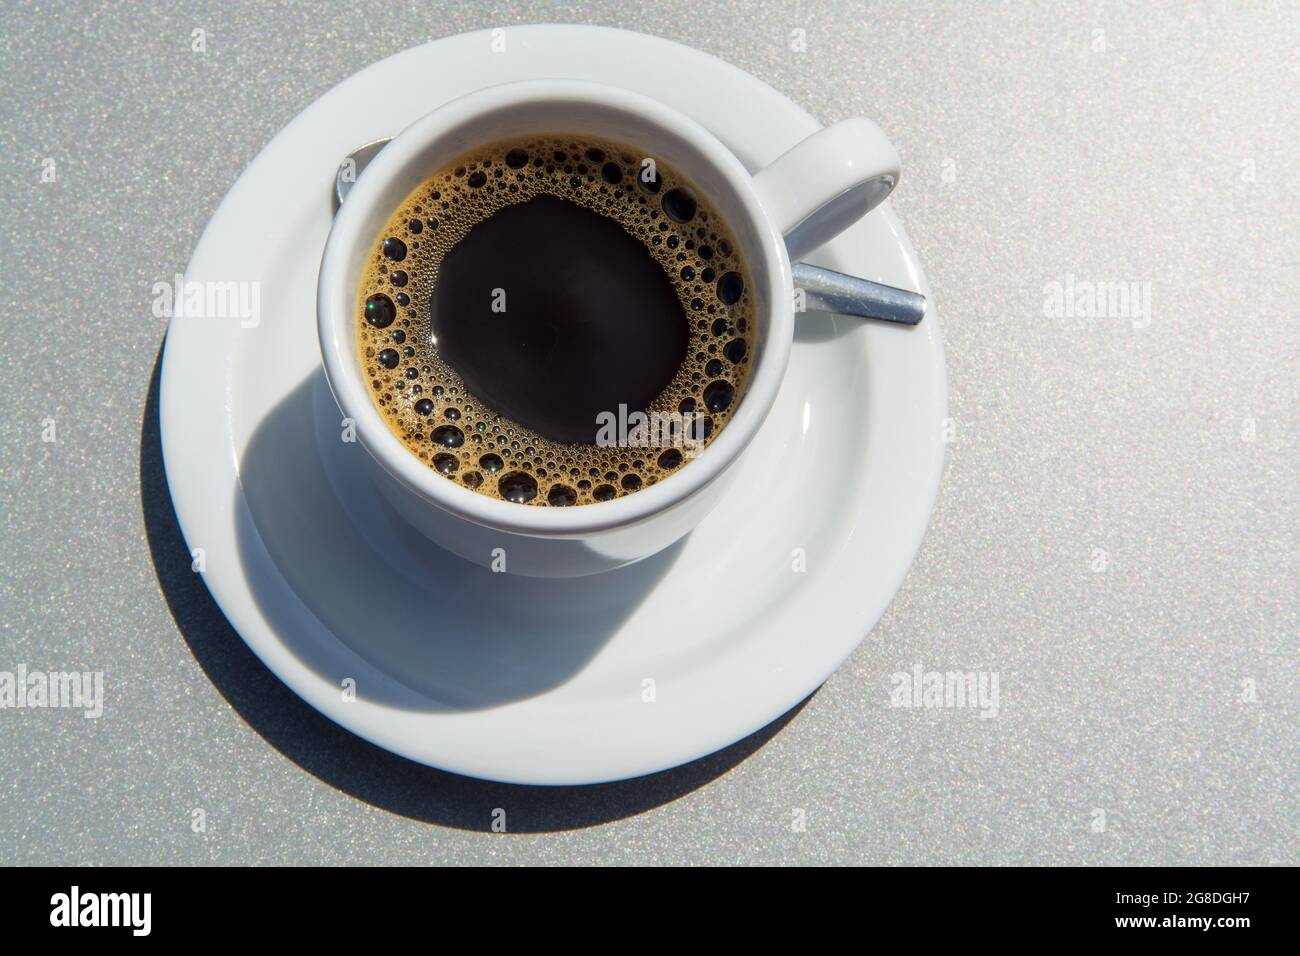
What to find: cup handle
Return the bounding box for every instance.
[751,118,901,262]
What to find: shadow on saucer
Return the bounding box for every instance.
[793,308,857,344]
[141,340,810,831]
[234,366,690,710]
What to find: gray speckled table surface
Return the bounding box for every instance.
[1,1,1295,865]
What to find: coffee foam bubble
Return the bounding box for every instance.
[356,135,755,506]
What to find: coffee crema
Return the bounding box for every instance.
[355,135,755,506]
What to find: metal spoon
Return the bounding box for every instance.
[336,139,926,326]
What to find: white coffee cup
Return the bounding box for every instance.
[318,79,899,577]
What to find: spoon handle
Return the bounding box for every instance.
[792,262,927,326]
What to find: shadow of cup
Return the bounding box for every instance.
[142,340,810,830]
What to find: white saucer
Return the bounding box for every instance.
[160,25,947,785]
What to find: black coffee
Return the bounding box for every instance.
[356,135,755,507]
[432,194,690,445]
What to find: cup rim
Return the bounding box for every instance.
[317,78,792,536]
